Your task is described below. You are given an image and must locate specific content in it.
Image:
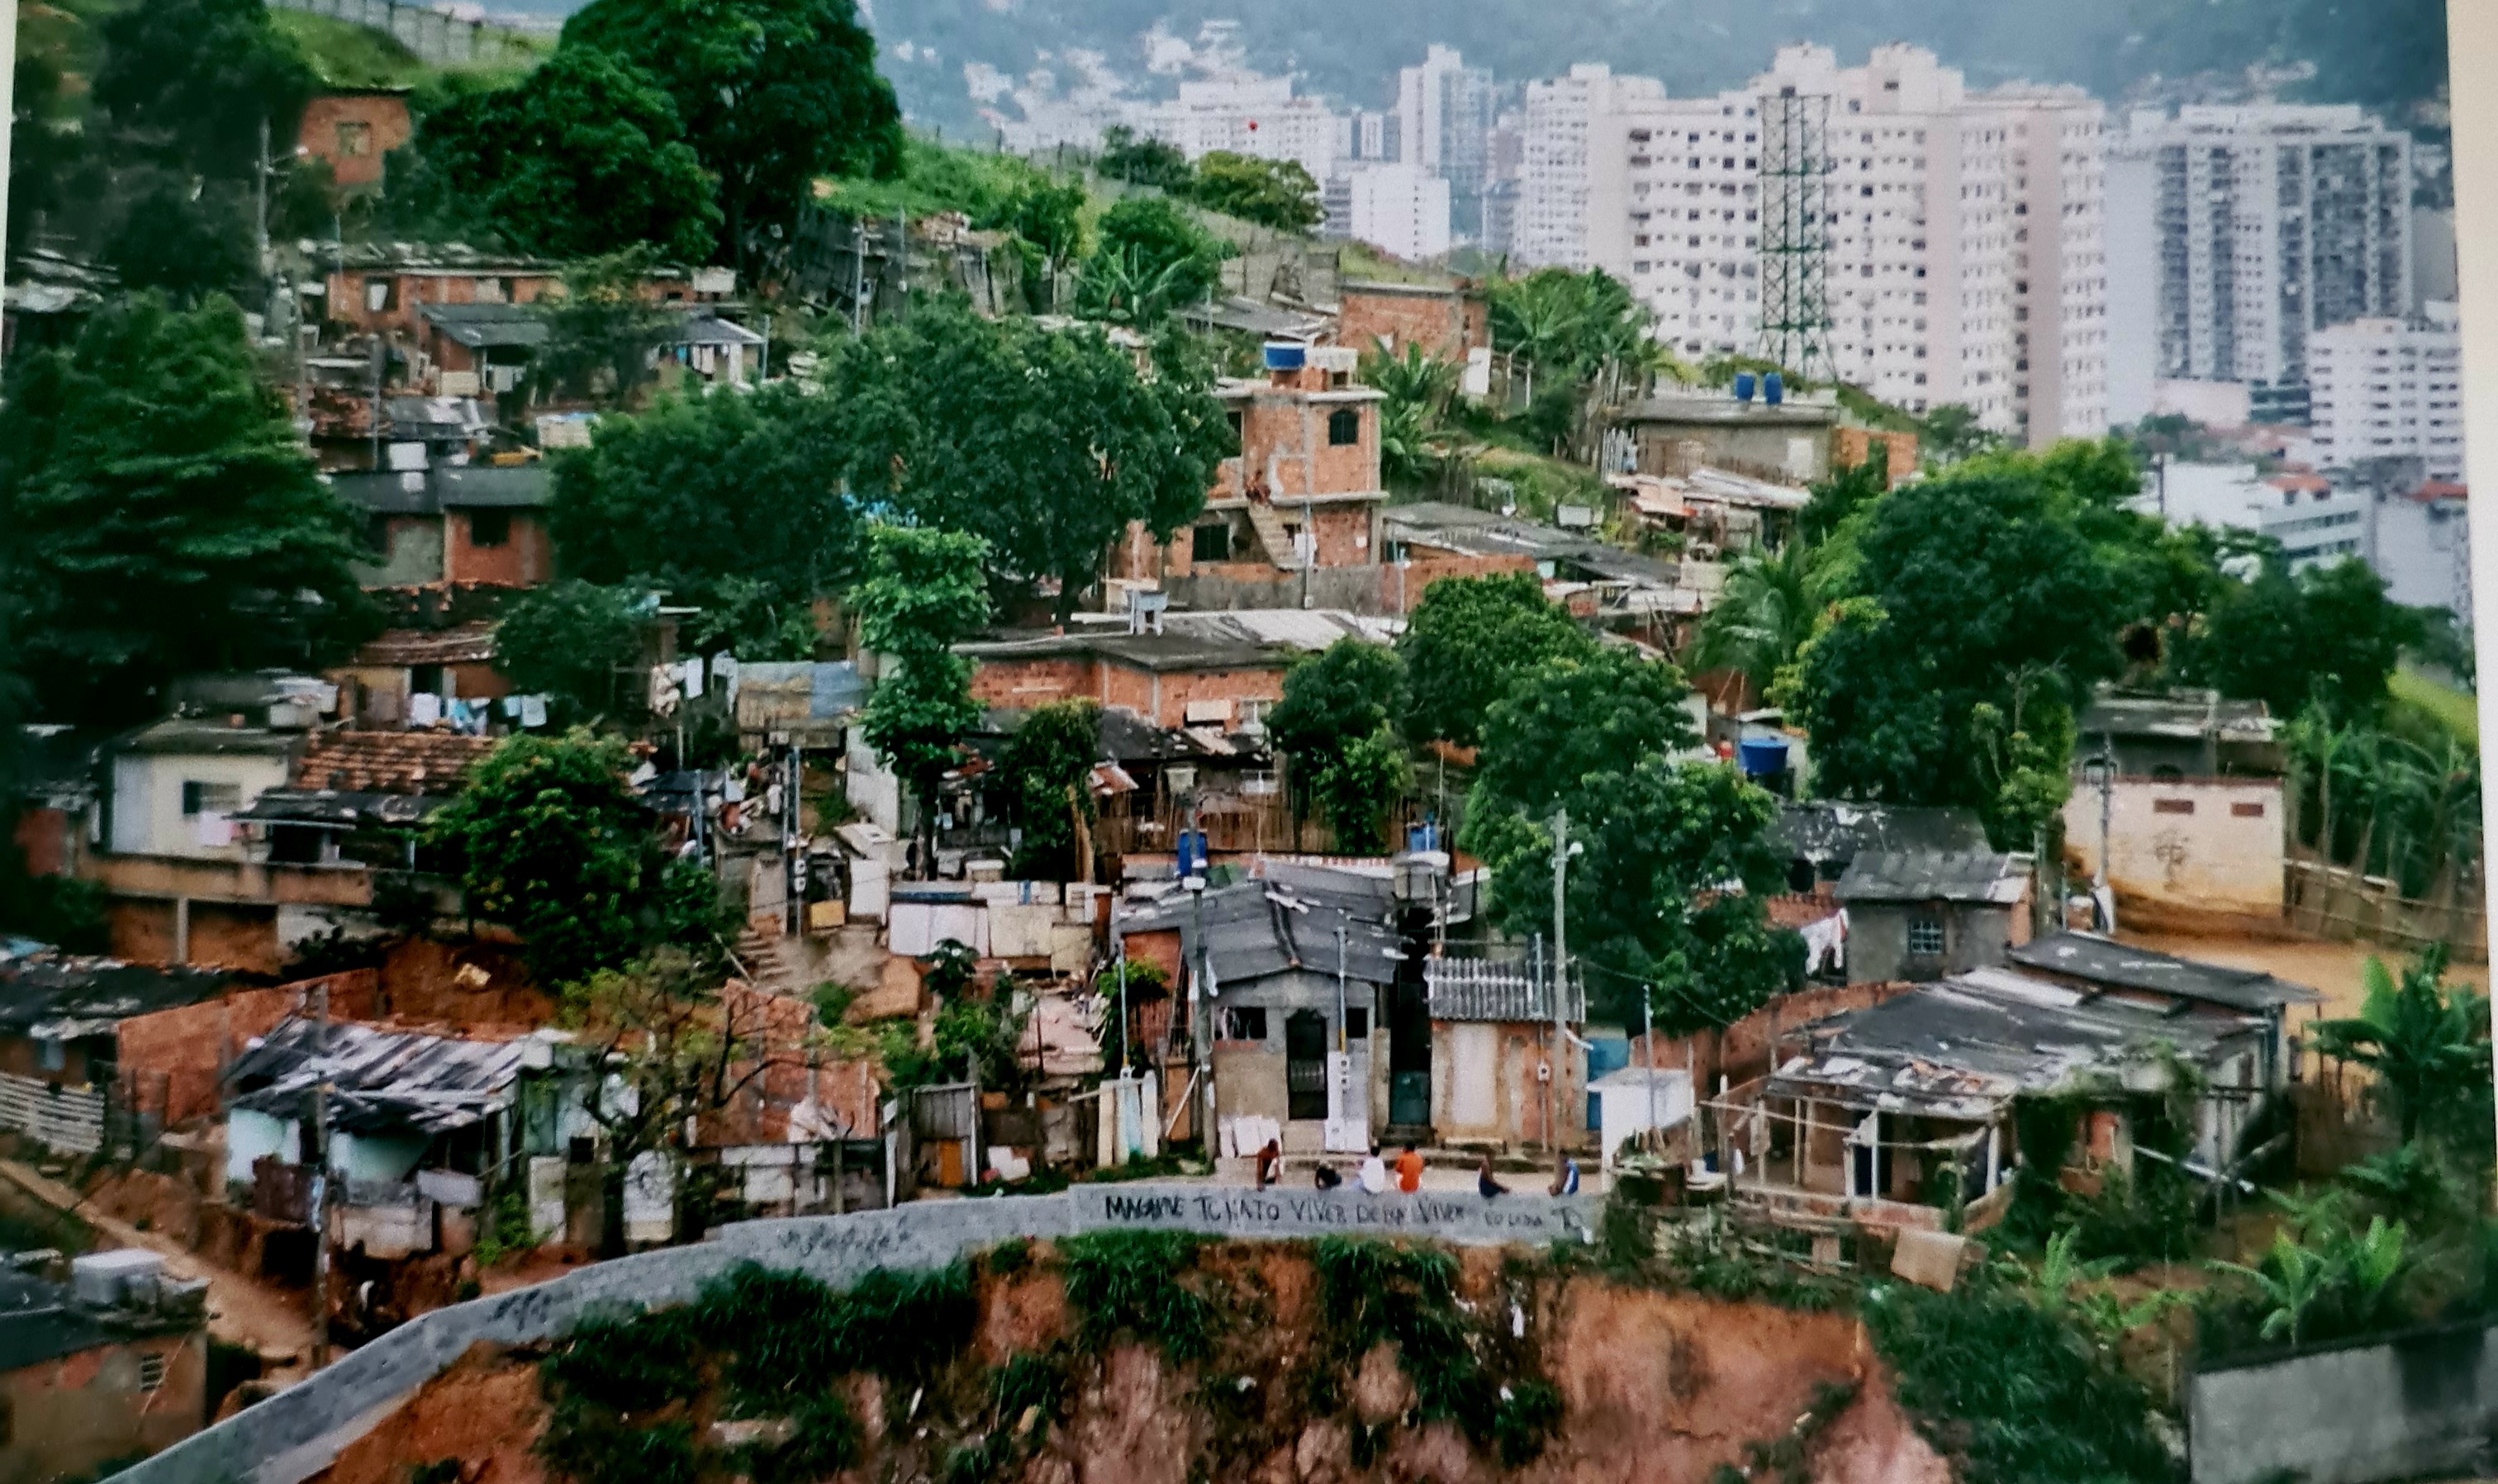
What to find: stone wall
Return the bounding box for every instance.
[2189,1322,2498,1484]
[116,1183,1598,1484]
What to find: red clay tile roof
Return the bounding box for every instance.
[2415,480,2468,501]
[292,731,497,795]
[354,621,497,667]
[2266,473,2330,495]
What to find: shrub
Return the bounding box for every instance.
[1059,1230,1218,1362]
[1491,1379,1565,1467]
[538,1410,700,1484]
[539,1308,705,1413]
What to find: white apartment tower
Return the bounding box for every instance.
[1517,46,2107,446]
[1137,74,1343,187]
[1396,46,1498,242]
[2307,303,2463,480]
[2113,105,2411,392]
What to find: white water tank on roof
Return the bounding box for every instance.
[72,1249,165,1308]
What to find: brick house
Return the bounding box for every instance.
[1109,351,1388,596]
[959,610,1393,733]
[333,462,554,590]
[1335,279,1489,363]
[0,1256,208,1482]
[297,89,412,190]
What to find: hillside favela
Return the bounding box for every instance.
[0,0,2483,1480]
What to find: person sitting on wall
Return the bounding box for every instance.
[1313,1161,1342,1190]
[1256,1139,1283,1189]
[1478,1154,1509,1199]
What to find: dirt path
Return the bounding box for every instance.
[0,1159,316,1378]
[2116,929,2490,1023]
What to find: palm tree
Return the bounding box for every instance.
[1074,248,1194,328]
[2310,946,2490,1143]
[1685,540,1821,702]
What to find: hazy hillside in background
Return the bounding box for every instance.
[836,0,2446,140]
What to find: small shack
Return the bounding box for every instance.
[1835,850,2033,984]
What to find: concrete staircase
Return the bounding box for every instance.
[1242,500,1306,569]
[731,927,810,998]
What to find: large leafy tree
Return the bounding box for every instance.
[848,524,993,870]
[1095,126,1194,191]
[492,581,653,727]
[1266,639,1409,851]
[1461,648,1797,1030]
[408,46,723,264]
[1074,197,1229,325]
[428,731,658,986]
[1397,572,1595,750]
[995,700,1102,880]
[1687,541,1821,704]
[1786,467,2122,846]
[99,178,255,306]
[0,295,372,723]
[530,249,681,410]
[93,0,314,180]
[1188,151,1323,231]
[562,0,903,273]
[829,306,1230,619]
[2178,557,2419,724]
[549,381,856,653]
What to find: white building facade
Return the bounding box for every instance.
[1396,45,1498,243]
[1515,46,2106,446]
[1343,165,1453,262]
[1137,74,1343,186]
[2110,105,2411,395]
[2307,304,2464,481]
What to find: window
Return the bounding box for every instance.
[336,120,372,157]
[2154,799,2196,815]
[180,781,241,818]
[1191,523,1231,563]
[467,509,511,547]
[364,277,397,313]
[1218,1007,1268,1042]
[1327,408,1361,446]
[36,1039,64,1073]
[1226,410,1245,448]
[2230,801,2267,818]
[137,1353,168,1394]
[1907,917,1946,957]
[1345,1008,1369,1041]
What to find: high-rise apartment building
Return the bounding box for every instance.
[2111,105,2411,396]
[1517,46,2106,445]
[1137,74,1343,186]
[1397,46,1498,242]
[1342,165,1454,262]
[2307,303,2463,480]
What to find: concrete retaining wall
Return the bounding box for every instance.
[123,1183,1597,1484]
[266,0,547,69]
[2189,1321,2498,1484]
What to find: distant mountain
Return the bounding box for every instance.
[854,0,2446,142]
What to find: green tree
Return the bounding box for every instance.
[828,307,1228,619]
[848,524,993,870]
[549,381,857,652]
[1797,453,1889,545]
[1267,639,1406,770]
[0,295,372,723]
[1462,650,1796,1030]
[9,54,87,260]
[1686,541,1820,704]
[2181,557,2420,723]
[1187,150,1323,231]
[1916,404,2003,465]
[530,249,679,409]
[1312,728,1412,856]
[1487,268,1652,401]
[1000,177,1087,311]
[1362,345,1462,492]
[94,0,314,180]
[428,731,655,985]
[1396,572,1595,750]
[1095,126,1193,191]
[492,581,653,726]
[562,0,903,273]
[995,700,1102,879]
[1074,197,1228,325]
[2310,947,2491,1147]
[99,178,255,306]
[1787,467,2121,846]
[407,46,723,263]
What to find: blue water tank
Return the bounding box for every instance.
[1737,737,1789,777]
[1763,372,1784,406]
[1261,342,1307,372]
[1732,372,1757,403]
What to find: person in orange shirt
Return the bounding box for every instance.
[1395,1142,1425,1194]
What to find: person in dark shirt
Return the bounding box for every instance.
[1477,1153,1509,1198]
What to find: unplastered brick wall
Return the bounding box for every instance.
[1336,286,1486,361]
[969,656,1095,710]
[117,971,381,1125]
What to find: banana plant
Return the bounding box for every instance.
[2211,1231,2335,1347]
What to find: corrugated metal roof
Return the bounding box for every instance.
[1768,969,2266,1120]
[0,955,230,1040]
[2010,932,2320,1011]
[1770,803,1991,869]
[227,1020,533,1136]
[1120,870,1402,990]
[1834,850,2030,905]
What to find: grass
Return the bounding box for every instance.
[1340,240,1460,287]
[271,10,434,88]
[815,134,1080,223]
[2389,665,2479,748]
[1057,1230,1219,1363]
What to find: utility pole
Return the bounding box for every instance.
[2095,732,2115,932]
[1531,932,1546,1150]
[1115,949,1130,1079]
[254,114,272,282]
[1550,808,1570,1151]
[308,978,332,1369]
[0,0,17,381]
[1188,792,1213,1150]
[1642,981,1657,1159]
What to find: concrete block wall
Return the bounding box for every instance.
[120,1184,1598,1484]
[2190,1322,2498,1484]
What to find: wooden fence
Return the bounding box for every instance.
[2284,859,2489,964]
[0,1071,105,1156]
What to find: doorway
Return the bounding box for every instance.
[1285,1011,1328,1121]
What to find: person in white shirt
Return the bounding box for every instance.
[1357,1145,1389,1195]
